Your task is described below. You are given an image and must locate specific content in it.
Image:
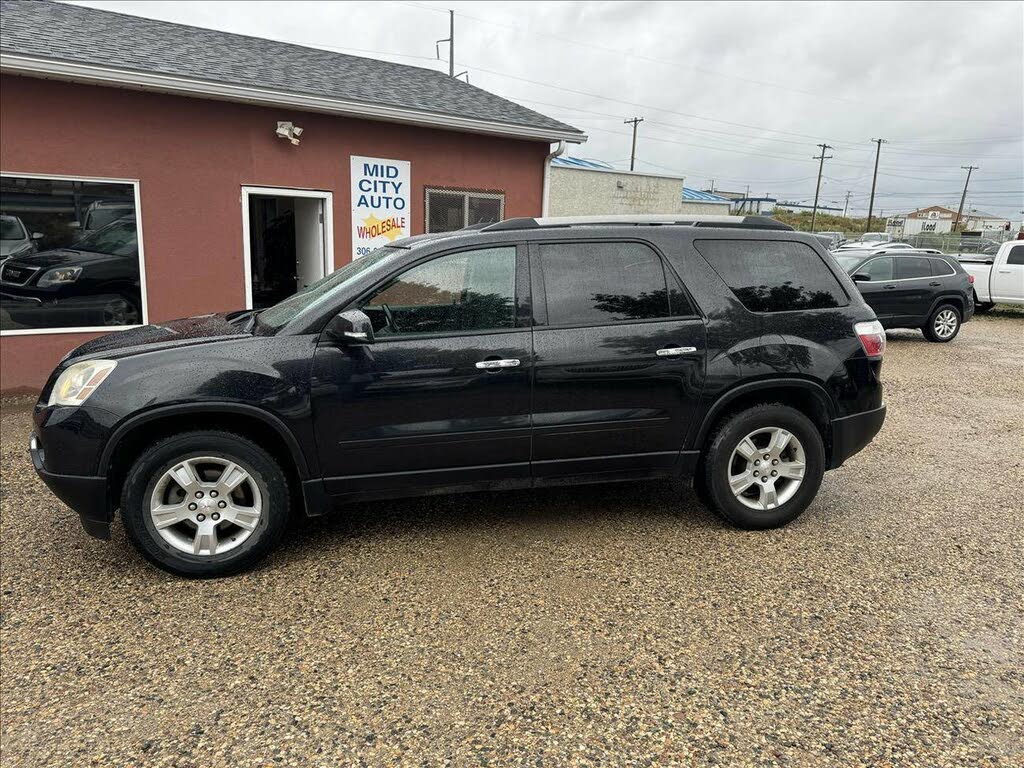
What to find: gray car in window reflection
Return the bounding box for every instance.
[0,214,44,265]
[0,216,142,329]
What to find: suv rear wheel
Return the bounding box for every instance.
[121,431,290,577]
[923,303,961,343]
[701,404,825,529]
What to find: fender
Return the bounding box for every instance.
[98,402,312,478]
[925,293,966,316]
[688,377,836,450]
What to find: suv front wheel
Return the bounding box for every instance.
[701,404,825,529]
[121,431,290,577]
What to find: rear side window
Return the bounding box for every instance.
[895,256,931,280]
[1007,245,1024,265]
[538,242,693,325]
[929,258,955,277]
[694,239,849,313]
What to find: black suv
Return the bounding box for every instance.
[31,215,887,577]
[833,248,974,342]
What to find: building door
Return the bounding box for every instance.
[241,187,334,309]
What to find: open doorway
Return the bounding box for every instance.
[241,187,333,309]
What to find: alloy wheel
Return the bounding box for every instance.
[933,309,958,339]
[727,427,806,511]
[149,456,263,556]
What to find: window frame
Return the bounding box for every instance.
[424,187,505,234]
[528,237,702,330]
[346,242,529,342]
[0,171,148,337]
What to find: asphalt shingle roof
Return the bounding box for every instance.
[0,0,584,140]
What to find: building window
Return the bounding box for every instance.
[425,188,504,233]
[1,174,146,335]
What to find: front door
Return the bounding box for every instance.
[311,244,532,498]
[529,240,706,479]
[991,243,1024,302]
[854,256,897,320]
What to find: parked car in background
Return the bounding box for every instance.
[73,200,135,238]
[0,214,43,264]
[956,241,1024,312]
[815,231,846,249]
[859,232,892,245]
[834,242,927,255]
[833,249,974,342]
[0,216,142,328]
[29,214,886,577]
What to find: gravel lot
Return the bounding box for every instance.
[1,312,1022,767]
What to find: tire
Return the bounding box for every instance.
[701,404,825,530]
[922,303,961,343]
[972,294,994,314]
[121,431,290,577]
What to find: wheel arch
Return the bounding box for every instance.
[928,293,965,317]
[100,404,312,518]
[690,378,835,460]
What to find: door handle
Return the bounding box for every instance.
[884,284,896,290]
[929,281,941,287]
[475,358,520,370]
[656,346,698,357]
[997,269,1012,274]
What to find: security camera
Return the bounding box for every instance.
[275,121,303,145]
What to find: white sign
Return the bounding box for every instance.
[350,156,411,259]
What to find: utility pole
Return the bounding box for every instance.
[843,190,851,218]
[624,117,643,171]
[954,165,979,232]
[865,138,888,233]
[810,143,833,233]
[436,10,455,77]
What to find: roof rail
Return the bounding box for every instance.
[481,214,793,232]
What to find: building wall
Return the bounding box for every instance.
[0,75,549,391]
[549,166,685,216]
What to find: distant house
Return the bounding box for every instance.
[548,157,732,216]
[962,209,1011,233]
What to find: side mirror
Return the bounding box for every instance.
[852,273,871,282]
[326,309,374,345]
[31,232,44,240]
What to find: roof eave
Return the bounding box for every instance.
[0,53,588,144]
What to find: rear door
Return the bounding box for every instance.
[991,244,1024,302]
[891,256,934,323]
[529,239,706,479]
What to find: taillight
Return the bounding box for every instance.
[854,320,886,358]
[968,274,975,284]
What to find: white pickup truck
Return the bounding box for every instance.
[956,240,1024,311]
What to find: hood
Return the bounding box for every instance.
[11,247,128,269]
[64,312,256,363]
[0,239,29,258]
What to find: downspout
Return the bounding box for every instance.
[542,140,567,216]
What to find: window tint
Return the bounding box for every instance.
[362,246,515,336]
[860,256,893,281]
[895,256,931,280]
[929,258,955,277]
[1007,245,1024,266]
[539,242,689,325]
[694,239,849,313]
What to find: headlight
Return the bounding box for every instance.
[48,359,118,407]
[37,266,83,288]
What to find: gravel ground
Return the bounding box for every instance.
[2,312,1022,767]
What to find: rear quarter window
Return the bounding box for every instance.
[693,239,849,313]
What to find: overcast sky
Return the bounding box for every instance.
[74,0,1024,220]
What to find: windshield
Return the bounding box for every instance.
[73,218,138,256]
[84,206,133,231]
[256,246,406,332]
[833,254,866,271]
[1,216,26,240]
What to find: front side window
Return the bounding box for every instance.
[861,257,893,281]
[695,239,849,313]
[1,175,143,333]
[362,246,516,336]
[538,242,690,326]
[895,256,931,280]
[425,189,505,233]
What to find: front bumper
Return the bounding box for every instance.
[829,404,886,469]
[30,433,111,540]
